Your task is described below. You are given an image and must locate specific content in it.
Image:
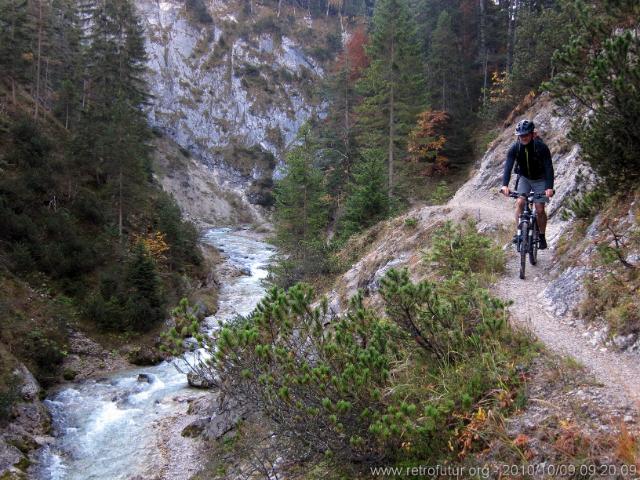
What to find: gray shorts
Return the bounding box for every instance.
[515,176,549,203]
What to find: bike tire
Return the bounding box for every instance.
[529,221,538,266]
[519,222,528,279]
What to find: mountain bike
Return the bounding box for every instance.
[509,191,548,279]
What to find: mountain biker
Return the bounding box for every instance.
[500,119,554,250]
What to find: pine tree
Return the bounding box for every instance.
[319,26,368,204]
[125,243,164,332]
[78,0,151,237]
[272,126,329,286]
[338,148,390,240]
[50,0,84,129]
[427,11,464,113]
[0,0,32,105]
[546,0,640,185]
[355,0,426,198]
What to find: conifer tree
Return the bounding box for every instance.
[338,148,390,240]
[125,243,164,331]
[427,11,464,114]
[0,0,32,105]
[547,0,640,185]
[355,0,426,197]
[272,126,329,286]
[319,26,368,204]
[50,0,84,129]
[78,0,151,237]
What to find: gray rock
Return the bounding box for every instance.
[187,372,217,389]
[204,410,240,440]
[202,396,247,440]
[613,334,636,350]
[239,267,251,276]
[137,373,153,383]
[182,417,210,438]
[543,266,589,318]
[14,364,39,402]
[0,438,24,476]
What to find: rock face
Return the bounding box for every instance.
[137,0,329,223]
[139,0,323,160]
[0,362,51,479]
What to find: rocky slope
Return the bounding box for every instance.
[327,93,640,406]
[139,0,335,222]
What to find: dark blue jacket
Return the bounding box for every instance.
[502,138,554,189]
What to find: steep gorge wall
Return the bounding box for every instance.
[138,0,332,224]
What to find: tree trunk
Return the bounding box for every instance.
[441,72,446,111]
[118,169,123,240]
[34,0,43,120]
[506,0,517,73]
[479,0,488,106]
[388,37,395,198]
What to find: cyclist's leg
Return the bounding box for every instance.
[535,203,546,234]
[515,176,532,228]
[515,198,525,227]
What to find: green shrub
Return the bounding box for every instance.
[429,181,451,205]
[424,220,505,282]
[193,268,529,469]
[0,372,20,425]
[404,218,418,228]
[21,330,66,383]
[560,187,606,221]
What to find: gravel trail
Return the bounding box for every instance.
[451,192,640,410]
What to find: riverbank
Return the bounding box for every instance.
[30,228,274,480]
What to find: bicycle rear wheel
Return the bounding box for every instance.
[519,222,528,279]
[529,221,538,266]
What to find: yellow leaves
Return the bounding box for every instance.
[487,70,508,104]
[457,407,489,458]
[132,231,170,264]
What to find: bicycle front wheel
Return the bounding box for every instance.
[519,222,528,279]
[529,221,538,266]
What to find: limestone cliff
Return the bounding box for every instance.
[138,0,335,223]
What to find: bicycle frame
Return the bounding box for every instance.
[509,191,547,279]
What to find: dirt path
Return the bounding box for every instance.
[451,192,640,410]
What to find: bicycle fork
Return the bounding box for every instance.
[517,219,530,253]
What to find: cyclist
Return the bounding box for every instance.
[500,119,554,249]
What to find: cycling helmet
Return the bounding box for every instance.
[515,119,535,136]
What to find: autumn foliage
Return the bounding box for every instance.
[407,110,450,176]
[132,231,170,265]
[334,26,369,81]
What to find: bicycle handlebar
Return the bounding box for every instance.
[508,192,549,201]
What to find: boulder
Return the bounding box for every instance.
[203,410,241,440]
[0,438,25,478]
[128,346,167,366]
[203,396,247,441]
[181,417,210,437]
[14,365,39,402]
[137,373,153,383]
[187,372,217,389]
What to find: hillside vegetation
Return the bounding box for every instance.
[0,0,208,397]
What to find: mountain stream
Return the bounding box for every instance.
[34,227,274,480]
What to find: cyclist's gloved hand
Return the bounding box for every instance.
[500,186,510,196]
[545,188,554,198]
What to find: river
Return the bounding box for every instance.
[34,227,274,480]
